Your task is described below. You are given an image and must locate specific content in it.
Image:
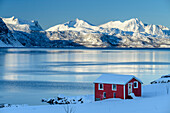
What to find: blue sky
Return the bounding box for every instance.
[0,0,170,30]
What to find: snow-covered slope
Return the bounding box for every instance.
[151,74,170,84]
[0,18,23,47]
[47,18,99,33]
[0,16,170,48]
[46,18,170,38]
[1,83,170,113]
[45,18,170,48]
[100,18,167,36]
[100,18,145,33]
[47,18,169,36]
[2,16,43,33]
[1,17,52,47]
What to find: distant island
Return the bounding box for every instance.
[0,16,170,48]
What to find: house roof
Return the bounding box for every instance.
[94,74,143,85]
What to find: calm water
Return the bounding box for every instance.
[0,48,170,105]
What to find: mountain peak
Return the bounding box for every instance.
[131,18,139,21]
[46,18,96,31]
[124,18,141,24]
[11,16,15,20]
[46,18,169,36]
[65,18,94,28]
[75,18,80,22]
[122,18,145,32]
[2,16,43,32]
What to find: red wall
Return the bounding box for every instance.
[94,78,142,100]
[125,78,142,99]
[95,83,124,100]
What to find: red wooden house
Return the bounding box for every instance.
[94,74,143,101]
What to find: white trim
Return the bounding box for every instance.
[94,83,96,101]
[128,83,133,95]
[134,81,138,88]
[112,84,117,91]
[124,85,125,99]
[98,83,103,90]
[124,77,143,85]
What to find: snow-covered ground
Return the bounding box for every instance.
[151,75,170,84]
[1,83,170,113]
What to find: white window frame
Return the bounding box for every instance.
[103,92,106,98]
[98,83,103,90]
[112,84,117,91]
[134,81,138,88]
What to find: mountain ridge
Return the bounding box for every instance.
[0,16,170,48]
[47,18,169,36]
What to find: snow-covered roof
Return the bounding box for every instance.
[94,74,143,85]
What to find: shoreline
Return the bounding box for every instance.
[1,83,170,113]
[0,47,170,50]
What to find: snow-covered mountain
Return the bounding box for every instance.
[47,18,169,36]
[0,16,170,48]
[0,17,23,47]
[45,18,170,48]
[2,16,43,33]
[0,17,52,47]
[100,18,146,33]
[47,18,99,33]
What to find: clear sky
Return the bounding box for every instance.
[0,0,170,30]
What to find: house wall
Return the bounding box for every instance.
[94,83,124,101]
[125,78,142,99]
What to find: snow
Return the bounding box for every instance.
[42,95,93,105]
[100,18,145,33]
[47,18,168,36]
[151,75,170,84]
[2,16,43,32]
[45,18,170,48]
[46,18,98,33]
[2,16,34,26]
[1,83,170,113]
[93,74,143,85]
[128,93,137,99]
[0,17,24,47]
[1,16,170,48]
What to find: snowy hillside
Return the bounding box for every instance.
[0,18,23,47]
[0,17,53,47]
[2,16,43,33]
[99,18,167,36]
[100,18,145,33]
[0,16,170,48]
[46,18,99,33]
[1,83,170,113]
[47,18,169,36]
[46,18,170,48]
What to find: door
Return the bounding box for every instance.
[128,83,132,94]
[103,92,106,99]
[113,92,116,98]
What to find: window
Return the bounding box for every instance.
[112,84,116,91]
[113,92,116,98]
[103,92,106,98]
[98,84,103,90]
[134,81,138,88]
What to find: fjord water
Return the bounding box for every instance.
[0,48,170,105]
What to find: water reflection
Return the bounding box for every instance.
[0,48,170,84]
[0,48,170,105]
